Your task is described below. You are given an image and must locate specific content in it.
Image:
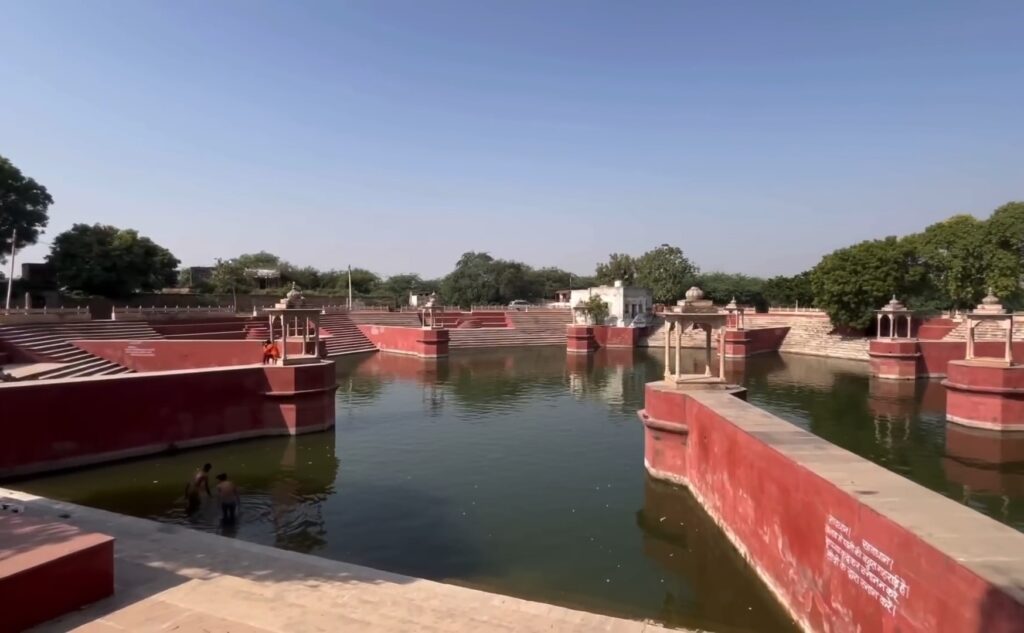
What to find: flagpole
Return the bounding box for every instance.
[347,265,353,310]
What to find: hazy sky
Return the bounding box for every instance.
[2,1,1022,279]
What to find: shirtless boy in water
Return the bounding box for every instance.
[216,473,241,523]
[185,463,212,512]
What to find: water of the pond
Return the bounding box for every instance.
[15,347,1024,632]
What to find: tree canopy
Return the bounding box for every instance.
[695,272,767,311]
[595,253,636,286]
[634,244,699,304]
[801,201,1024,329]
[48,224,179,297]
[810,236,924,330]
[763,272,814,308]
[1,154,53,262]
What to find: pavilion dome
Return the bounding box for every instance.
[685,286,704,302]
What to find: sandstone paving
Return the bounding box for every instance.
[0,488,680,633]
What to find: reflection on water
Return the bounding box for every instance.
[15,346,1024,631]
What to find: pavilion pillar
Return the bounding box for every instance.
[314,314,321,356]
[674,323,682,380]
[704,326,712,377]
[1006,316,1014,364]
[281,316,289,364]
[718,328,726,381]
[966,319,975,361]
[663,321,672,380]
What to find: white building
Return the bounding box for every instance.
[570,280,653,327]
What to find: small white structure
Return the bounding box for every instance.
[569,280,653,327]
[409,292,432,308]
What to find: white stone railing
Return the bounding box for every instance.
[1,306,89,316]
[766,306,826,314]
[112,305,236,316]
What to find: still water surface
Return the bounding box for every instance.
[17,348,1024,632]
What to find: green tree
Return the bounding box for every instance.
[1,154,53,263]
[281,265,321,290]
[634,244,699,304]
[208,252,283,294]
[580,293,610,325]
[48,224,179,297]
[763,272,814,308]
[985,201,1024,260]
[696,272,767,311]
[809,236,919,330]
[493,260,539,302]
[984,201,1024,300]
[913,214,999,307]
[441,252,499,307]
[595,253,636,285]
[529,267,577,300]
[379,273,426,305]
[347,267,381,296]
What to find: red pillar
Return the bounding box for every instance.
[416,328,450,359]
[566,324,597,354]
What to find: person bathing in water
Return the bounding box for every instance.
[216,473,241,524]
[185,463,212,513]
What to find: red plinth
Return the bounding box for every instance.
[592,326,639,348]
[944,360,1024,431]
[868,339,922,380]
[566,324,597,354]
[358,325,449,358]
[416,328,450,358]
[721,327,789,358]
[0,515,114,632]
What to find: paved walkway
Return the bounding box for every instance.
[1,488,677,633]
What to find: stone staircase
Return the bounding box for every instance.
[0,321,162,380]
[507,310,572,341]
[446,310,570,349]
[347,311,422,327]
[318,312,378,357]
[939,318,1024,341]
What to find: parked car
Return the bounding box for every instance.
[508,300,530,311]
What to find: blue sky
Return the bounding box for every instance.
[2,1,1022,278]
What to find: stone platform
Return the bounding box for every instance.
[1,489,674,633]
[0,513,114,632]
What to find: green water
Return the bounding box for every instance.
[15,348,1024,632]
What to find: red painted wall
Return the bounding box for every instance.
[592,326,640,348]
[74,339,307,372]
[357,325,449,357]
[917,318,957,341]
[641,385,1024,633]
[149,318,256,339]
[0,363,337,476]
[723,327,789,357]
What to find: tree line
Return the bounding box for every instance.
[4,153,1022,323]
